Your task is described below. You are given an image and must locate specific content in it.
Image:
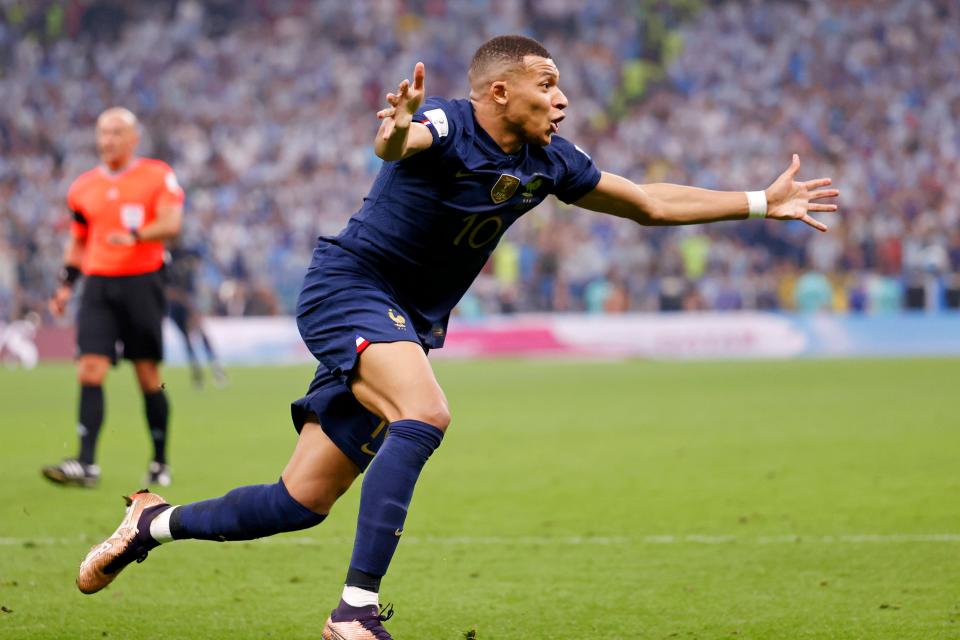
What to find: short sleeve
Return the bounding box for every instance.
[155,166,185,209]
[66,180,88,240]
[411,97,461,157]
[550,138,602,204]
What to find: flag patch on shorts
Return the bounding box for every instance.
[355,335,370,353]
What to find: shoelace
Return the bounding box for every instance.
[360,603,395,639]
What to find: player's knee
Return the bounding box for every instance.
[405,400,451,431]
[77,361,107,385]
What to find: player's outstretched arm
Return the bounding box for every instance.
[374,62,433,161]
[574,154,838,232]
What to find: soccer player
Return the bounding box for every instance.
[165,242,227,389]
[75,37,837,638]
[43,107,184,489]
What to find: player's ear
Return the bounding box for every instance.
[491,80,508,106]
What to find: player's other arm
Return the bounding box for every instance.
[575,155,838,232]
[374,62,433,161]
[108,170,185,245]
[50,231,86,317]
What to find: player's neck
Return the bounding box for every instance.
[102,155,137,174]
[471,101,523,155]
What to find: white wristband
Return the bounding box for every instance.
[746,190,767,219]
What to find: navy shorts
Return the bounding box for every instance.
[290,243,426,471]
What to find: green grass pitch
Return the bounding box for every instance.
[1,358,959,639]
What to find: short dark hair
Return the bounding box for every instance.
[469,35,552,82]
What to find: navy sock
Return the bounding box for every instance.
[169,478,325,541]
[347,419,444,583]
[143,390,169,464]
[77,385,104,465]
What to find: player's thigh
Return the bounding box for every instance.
[282,419,361,515]
[117,272,165,361]
[350,341,450,429]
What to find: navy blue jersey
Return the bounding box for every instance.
[319,97,601,347]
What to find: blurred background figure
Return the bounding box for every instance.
[42,107,184,489]
[166,242,227,389]
[0,311,40,370]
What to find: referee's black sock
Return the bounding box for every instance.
[77,384,104,465]
[143,389,169,465]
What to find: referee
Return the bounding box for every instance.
[44,107,184,488]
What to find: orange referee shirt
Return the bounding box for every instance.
[67,158,185,277]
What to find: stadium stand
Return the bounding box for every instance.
[1,0,958,321]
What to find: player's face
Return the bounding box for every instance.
[505,56,567,146]
[96,115,138,170]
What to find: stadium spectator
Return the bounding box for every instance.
[0,0,957,317]
[41,107,184,489]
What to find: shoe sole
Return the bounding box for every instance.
[322,618,378,640]
[76,490,167,594]
[41,467,97,488]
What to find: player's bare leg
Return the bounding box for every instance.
[323,341,449,640]
[134,359,172,486]
[42,354,110,487]
[77,418,357,594]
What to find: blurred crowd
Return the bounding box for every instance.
[1,0,958,321]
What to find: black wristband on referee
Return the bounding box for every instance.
[130,228,141,242]
[60,265,81,288]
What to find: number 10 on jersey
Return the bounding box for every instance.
[453,214,503,249]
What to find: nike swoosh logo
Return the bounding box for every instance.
[455,170,476,178]
[394,529,403,537]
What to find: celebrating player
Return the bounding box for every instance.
[43,107,184,488]
[75,37,837,638]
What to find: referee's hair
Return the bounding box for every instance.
[469,35,552,85]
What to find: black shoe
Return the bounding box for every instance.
[42,459,100,488]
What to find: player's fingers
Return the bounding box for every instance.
[397,79,409,95]
[413,62,425,91]
[790,153,801,175]
[804,177,832,190]
[809,188,839,201]
[807,202,838,212]
[381,119,395,141]
[800,213,828,233]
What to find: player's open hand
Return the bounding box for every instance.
[377,62,426,140]
[764,154,839,232]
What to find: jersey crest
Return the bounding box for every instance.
[490,174,520,204]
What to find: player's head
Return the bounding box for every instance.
[469,35,567,147]
[95,107,139,170]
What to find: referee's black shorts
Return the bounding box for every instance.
[77,270,165,362]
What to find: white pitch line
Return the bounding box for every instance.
[2,533,960,547]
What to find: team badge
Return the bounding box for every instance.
[388,308,406,330]
[490,174,520,204]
